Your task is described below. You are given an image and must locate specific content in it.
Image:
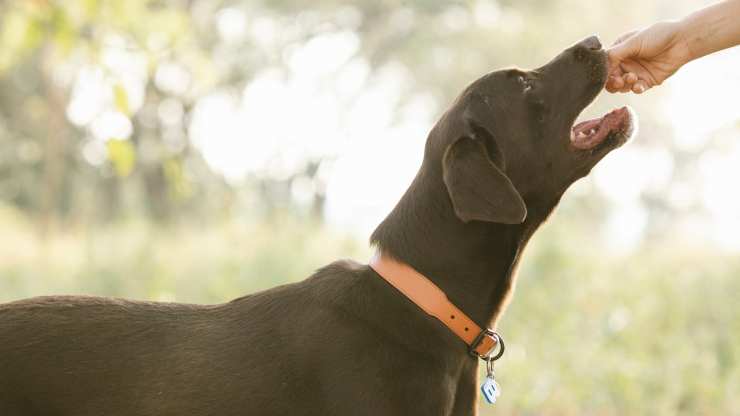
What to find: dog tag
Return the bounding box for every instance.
[480,376,501,404]
[481,356,502,405]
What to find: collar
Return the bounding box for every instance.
[369,252,504,360]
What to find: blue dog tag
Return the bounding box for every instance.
[480,377,501,404]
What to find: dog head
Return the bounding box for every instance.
[427,36,635,224]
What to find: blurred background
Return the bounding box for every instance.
[1,0,739,414]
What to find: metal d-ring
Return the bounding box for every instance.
[488,332,505,362]
[485,333,504,378]
[469,329,506,360]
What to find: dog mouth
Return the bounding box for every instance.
[570,106,634,150]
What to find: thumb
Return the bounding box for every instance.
[607,30,640,62]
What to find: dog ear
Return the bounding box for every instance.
[442,136,527,224]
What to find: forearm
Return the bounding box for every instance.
[678,0,740,61]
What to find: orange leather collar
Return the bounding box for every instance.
[369,252,502,359]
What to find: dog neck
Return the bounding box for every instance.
[370,164,538,328]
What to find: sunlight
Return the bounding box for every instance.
[62,27,740,252]
[665,47,740,250]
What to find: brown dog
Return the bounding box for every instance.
[0,36,634,416]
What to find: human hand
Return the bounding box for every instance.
[605,21,692,94]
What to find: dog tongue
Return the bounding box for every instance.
[570,107,629,150]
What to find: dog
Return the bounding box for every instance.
[0,36,634,416]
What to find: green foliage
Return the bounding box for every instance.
[113,84,130,115]
[106,139,136,177]
[0,8,42,72]
[485,220,740,415]
[0,208,368,303]
[162,158,192,200]
[0,0,713,226]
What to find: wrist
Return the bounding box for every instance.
[676,0,740,62]
[666,18,698,65]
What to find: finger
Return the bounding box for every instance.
[606,75,625,92]
[606,56,623,77]
[632,81,648,94]
[618,80,633,93]
[605,83,620,93]
[605,79,621,92]
[623,72,638,85]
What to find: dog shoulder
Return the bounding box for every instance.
[300,259,390,329]
[311,258,367,277]
[304,259,371,295]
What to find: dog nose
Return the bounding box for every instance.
[580,35,602,51]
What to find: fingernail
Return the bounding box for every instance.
[636,85,645,93]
